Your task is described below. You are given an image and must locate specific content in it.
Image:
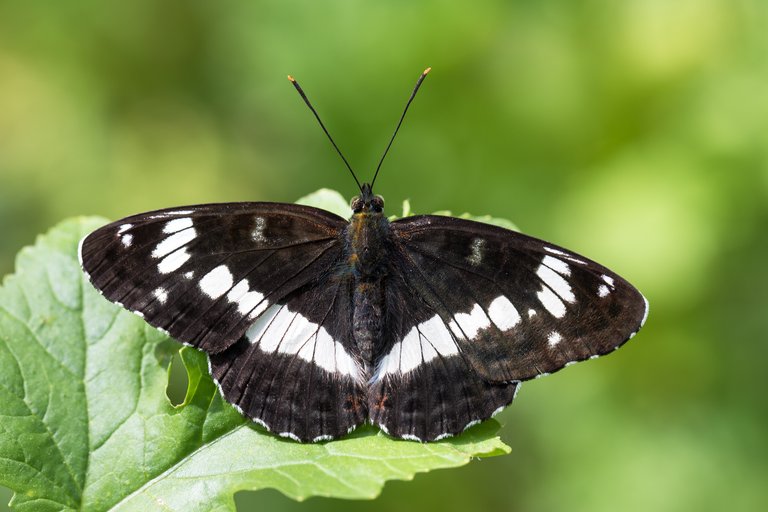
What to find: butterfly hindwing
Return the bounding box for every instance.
[369,268,520,441]
[384,215,648,384]
[209,271,368,442]
[79,202,347,353]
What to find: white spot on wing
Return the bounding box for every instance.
[211,374,223,397]
[163,217,193,234]
[226,279,263,314]
[419,332,438,362]
[547,331,562,347]
[401,433,422,442]
[121,234,133,247]
[279,432,301,442]
[374,315,459,380]
[448,303,490,340]
[199,265,233,299]
[333,332,360,377]
[252,216,267,242]
[77,236,86,268]
[227,279,250,302]
[247,300,270,319]
[152,228,197,259]
[117,223,133,234]
[252,417,269,430]
[281,314,317,355]
[598,284,610,297]
[256,307,295,352]
[463,419,481,430]
[487,295,520,330]
[226,279,267,316]
[537,287,566,318]
[528,309,537,318]
[467,238,485,266]
[308,329,333,373]
[398,329,422,374]
[602,274,615,287]
[246,304,281,343]
[542,255,571,276]
[382,341,402,377]
[544,246,587,265]
[419,315,457,357]
[536,263,575,303]
[246,304,360,379]
[153,287,168,304]
[641,295,650,326]
[544,246,567,256]
[512,380,522,400]
[158,248,191,274]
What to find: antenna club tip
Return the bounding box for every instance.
[423,67,432,75]
[287,75,295,82]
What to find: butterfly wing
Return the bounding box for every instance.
[81,202,369,441]
[79,202,346,353]
[369,215,648,441]
[369,264,520,441]
[209,271,368,441]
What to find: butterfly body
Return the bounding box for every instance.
[345,186,393,370]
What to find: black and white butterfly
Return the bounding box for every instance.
[79,69,648,443]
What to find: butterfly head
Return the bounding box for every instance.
[351,183,384,214]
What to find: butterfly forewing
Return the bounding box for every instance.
[79,202,347,353]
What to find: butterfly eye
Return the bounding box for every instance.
[350,196,364,212]
[371,196,385,212]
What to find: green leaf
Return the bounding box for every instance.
[295,188,352,218]
[0,206,511,510]
[429,211,519,231]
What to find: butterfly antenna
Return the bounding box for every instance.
[288,75,362,191]
[370,67,431,190]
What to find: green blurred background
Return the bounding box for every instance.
[1,0,766,510]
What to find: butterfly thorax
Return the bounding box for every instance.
[346,187,390,371]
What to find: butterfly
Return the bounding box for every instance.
[79,69,648,443]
